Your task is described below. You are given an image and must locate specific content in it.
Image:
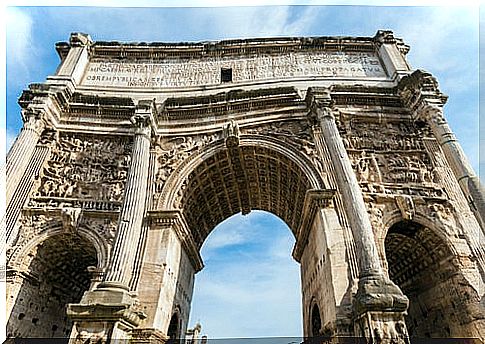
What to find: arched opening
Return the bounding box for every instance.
[165,141,323,339]
[188,211,302,338]
[384,220,475,337]
[177,145,316,246]
[7,232,97,338]
[310,303,322,337]
[167,312,180,343]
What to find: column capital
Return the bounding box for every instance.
[397,69,448,114]
[21,108,47,135]
[131,100,157,137]
[416,103,446,125]
[306,87,335,123]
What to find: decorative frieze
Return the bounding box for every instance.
[30,133,132,204]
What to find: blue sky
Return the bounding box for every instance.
[3,2,483,339]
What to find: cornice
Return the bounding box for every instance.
[55,32,407,61]
[307,85,405,108]
[159,86,305,122]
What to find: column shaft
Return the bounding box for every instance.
[423,105,485,231]
[103,123,151,288]
[315,106,382,278]
[6,114,45,207]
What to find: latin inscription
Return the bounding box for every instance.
[81,51,386,88]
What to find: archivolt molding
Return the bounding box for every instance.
[7,210,112,271]
[157,132,327,211]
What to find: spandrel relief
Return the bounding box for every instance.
[8,214,59,256]
[31,134,132,204]
[246,120,326,178]
[153,133,221,202]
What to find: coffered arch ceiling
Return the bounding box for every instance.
[178,143,316,249]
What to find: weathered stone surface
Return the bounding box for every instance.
[4,31,484,342]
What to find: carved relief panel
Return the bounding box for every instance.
[338,116,444,198]
[29,133,132,209]
[153,133,221,206]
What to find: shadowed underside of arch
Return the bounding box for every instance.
[7,233,98,338]
[384,220,484,337]
[179,145,314,249]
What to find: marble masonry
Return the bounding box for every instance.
[3,31,485,343]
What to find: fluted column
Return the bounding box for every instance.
[398,70,485,233]
[307,90,408,325]
[419,104,485,231]
[99,103,153,290]
[312,99,382,278]
[6,109,46,206]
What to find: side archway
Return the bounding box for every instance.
[6,226,102,338]
[310,302,322,337]
[384,218,485,338]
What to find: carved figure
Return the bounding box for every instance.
[33,133,131,203]
[395,195,415,220]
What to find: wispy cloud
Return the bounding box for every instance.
[190,211,302,338]
[6,7,34,88]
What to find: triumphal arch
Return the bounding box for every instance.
[4,31,485,342]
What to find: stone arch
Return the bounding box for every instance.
[8,223,109,271]
[159,134,326,212]
[382,216,485,338]
[6,224,102,338]
[167,310,181,343]
[310,300,322,337]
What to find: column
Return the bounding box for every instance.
[311,97,382,279]
[308,90,409,341]
[99,103,153,290]
[398,70,485,233]
[6,109,46,207]
[419,104,485,231]
[68,102,155,343]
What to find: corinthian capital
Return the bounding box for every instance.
[306,87,335,124]
[417,104,445,125]
[131,99,156,137]
[397,70,448,112]
[21,108,46,135]
[130,114,152,137]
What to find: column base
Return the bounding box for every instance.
[131,328,169,344]
[353,274,409,343]
[81,282,135,305]
[67,303,147,343]
[354,311,409,344]
[353,274,408,315]
[67,285,147,343]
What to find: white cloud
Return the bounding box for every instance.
[6,7,34,88]
[190,212,302,338]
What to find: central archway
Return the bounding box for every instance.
[177,143,315,247]
[144,134,347,339]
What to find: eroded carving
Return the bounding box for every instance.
[73,322,108,344]
[61,207,83,233]
[154,133,221,201]
[32,133,132,203]
[81,217,117,246]
[395,195,415,220]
